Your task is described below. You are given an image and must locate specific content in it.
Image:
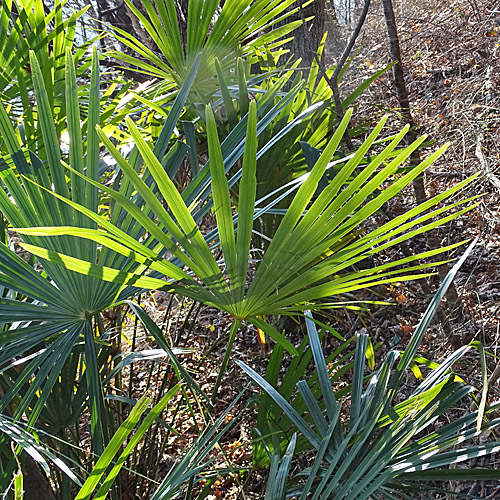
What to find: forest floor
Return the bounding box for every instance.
[122,0,500,498]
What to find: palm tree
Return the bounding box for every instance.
[19,102,478,397]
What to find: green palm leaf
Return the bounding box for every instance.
[0,45,340,475]
[106,0,301,93]
[18,106,477,360]
[245,241,500,499]
[0,48,203,462]
[75,386,180,500]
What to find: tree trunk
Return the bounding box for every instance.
[22,456,58,500]
[381,0,426,205]
[94,0,159,81]
[176,0,189,56]
[280,0,327,69]
[381,0,461,311]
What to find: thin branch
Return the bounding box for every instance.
[331,0,372,85]
[315,0,372,150]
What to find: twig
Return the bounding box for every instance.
[314,0,372,150]
[487,363,500,393]
[476,133,500,192]
[330,0,372,90]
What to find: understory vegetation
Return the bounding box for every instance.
[0,0,499,498]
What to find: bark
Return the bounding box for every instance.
[21,456,58,500]
[96,0,131,30]
[94,0,160,81]
[0,385,57,500]
[176,0,189,55]
[280,0,327,69]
